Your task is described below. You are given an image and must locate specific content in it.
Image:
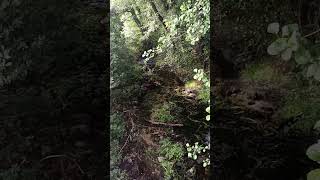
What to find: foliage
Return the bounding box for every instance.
[110,15,142,91]
[306,140,320,180]
[110,0,210,178]
[151,102,176,122]
[159,138,184,161]
[193,69,210,121]
[158,138,184,180]
[278,85,320,133]
[142,49,156,63]
[0,166,35,180]
[110,168,128,180]
[155,0,209,72]
[179,0,210,45]
[267,22,320,81]
[0,0,33,86]
[110,113,128,179]
[186,142,210,167]
[110,113,126,140]
[307,169,320,180]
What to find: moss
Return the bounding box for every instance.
[241,61,288,85]
[278,85,320,134]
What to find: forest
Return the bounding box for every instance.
[111,0,320,180]
[2,0,320,179]
[212,0,320,180]
[110,0,210,179]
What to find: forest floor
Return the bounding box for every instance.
[118,68,210,179]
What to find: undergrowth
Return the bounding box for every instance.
[0,166,35,180]
[151,102,176,123]
[158,138,185,180]
[278,84,320,134]
[109,113,128,179]
[241,61,288,85]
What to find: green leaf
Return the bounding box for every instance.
[307,169,320,180]
[307,64,318,78]
[314,121,320,130]
[295,48,312,65]
[267,38,288,55]
[314,67,320,81]
[267,22,280,34]
[306,142,320,162]
[282,24,299,37]
[288,31,299,51]
[281,48,293,61]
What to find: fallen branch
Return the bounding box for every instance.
[304,28,320,38]
[147,120,184,127]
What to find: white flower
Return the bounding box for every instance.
[203,162,207,167]
[193,154,197,160]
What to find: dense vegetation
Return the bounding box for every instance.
[213,0,320,179]
[110,0,210,179]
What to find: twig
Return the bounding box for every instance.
[119,131,131,153]
[304,28,320,38]
[147,120,184,127]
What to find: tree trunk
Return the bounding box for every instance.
[129,8,145,34]
[149,0,168,31]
